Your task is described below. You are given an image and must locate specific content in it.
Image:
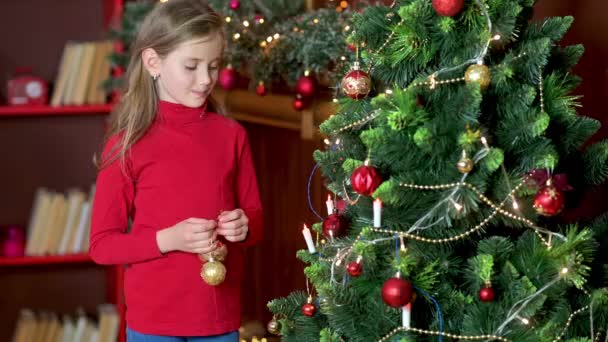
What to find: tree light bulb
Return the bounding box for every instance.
[561,267,569,275]
[493,34,502,41]
[225,17,232,23]
[243,20,250,27]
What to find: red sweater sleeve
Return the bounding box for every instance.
[235,128,263,247]
[89,136,164,265]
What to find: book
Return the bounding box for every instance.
[71,202,91,254]
[72,42,97,106]
[25,188,50,255]
[58,190,86,255]
[12,309,36,342]
[50,42,76,107]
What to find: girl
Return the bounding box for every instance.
[89,1,263,341]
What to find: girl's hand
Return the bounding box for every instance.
[157,218,217,254]
[217,209,249,242]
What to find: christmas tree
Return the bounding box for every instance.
[268,0,608,341]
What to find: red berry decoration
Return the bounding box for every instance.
[479,286,495,302]
[229,0,240,10]
[296,75,316,98]
[346,260,363,277]
[293,95,305,111]
[256,81,267,96]
[382,276,413,308]
[323,212,348,238]
[533,183,565,216]
[350,162,383,196]
[341,62,372,100]
[432,0,465,17]
[219,66,237,90]
[302,297,316,317]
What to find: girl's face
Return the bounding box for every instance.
[150,32,224,108]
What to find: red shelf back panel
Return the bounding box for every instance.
[0,253,93,266]
[0,104,113,116]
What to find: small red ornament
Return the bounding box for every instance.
[479,286,495,302]
[323,212,348,238]
[347,44,357,52]
[293,96,305,111]
[302,297,316,317]
[382,276,413,308]
[296,74,316,98]
[350,162,383,196]
[432,0,465,17]
[341,62,372,100]
[346,260,363,277]
[219,66,237,90]
[229,0,240,10]
[533,183,565,216]
[256,81,267,96]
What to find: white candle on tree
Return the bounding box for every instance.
[302,224,316,254]
[326,195,334,216]
[402,303,411,328]
[373,198,382,228]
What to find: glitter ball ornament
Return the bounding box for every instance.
[201,259,226,286]
[533,183,565,216]
[267,317,281,335]
[219,66,237,90]
[255,81,267,96]
[457,153,474,174]
[229,0,240,10]
[465,64,491,90]
[296,74,316,98]
[341,62,372,100]
[323,212,348,238]
[382,276,413,308]
[346,260,363,277]
[350,162,382,196]
[432,0,465,17]
[479,286,495,302]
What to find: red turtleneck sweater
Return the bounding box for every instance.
[89,101,263,336]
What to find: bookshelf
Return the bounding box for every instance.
[0,0,125,341]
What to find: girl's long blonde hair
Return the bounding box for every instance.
[97,0,224,170]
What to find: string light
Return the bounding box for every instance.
[243,20,250,27]
[273,33,280,39]
[225,16,232,23]
[266,36,273,43]
[518,316,530,325]
[313,18,320,24]
[561,267,569,275]
[385,88,393,95]
[233,33,241,40]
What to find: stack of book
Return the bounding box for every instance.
[12,304,119,342]
[25,186,96,256]
[50,40,114,106]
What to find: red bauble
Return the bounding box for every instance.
[479,286,495,302]
[346,261,363,277]
[341,69,372,100]
[350,164,383,196]
[533,184,565,216]
[302,303,316,317]
[347,44,357,52]
[296,75,316,98]
[293,97,305,111]
[323,213,348,238]
[219,67,237,90]
[382,277,413,308]
[432,0,465,17]
[229,0,240,10]
[256,82,267,96]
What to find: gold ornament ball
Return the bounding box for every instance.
[201,260,226,286]
[457,157,474,173]
[267,318,281,335]
[465,64,491,90]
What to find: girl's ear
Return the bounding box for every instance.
[141,48,162,77]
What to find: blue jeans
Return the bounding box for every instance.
[127,327,239,342]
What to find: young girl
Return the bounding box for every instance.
[89,1,263,341]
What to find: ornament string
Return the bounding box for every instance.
[307,163,324,221]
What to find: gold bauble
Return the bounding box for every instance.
[267,318,281,335]
[464,64,491,90]
[201,260,226,286]
[199,242,228,262]
[457,157,474,174]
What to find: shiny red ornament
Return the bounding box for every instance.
[432,0,465,17]
[229,0,240,10]
[382,277,413,308]
[346,261,363,277]
[341,66,372,100]
[256,82,267,96]
[219,66,237,90]
[533,184,565,216]
[302,303,316,317]
[323,213,348,238]
[347,44,357,52]
[479,286,495,302]
[296,75,316,98]
[351,164,382,196]
[293,96,305,111]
